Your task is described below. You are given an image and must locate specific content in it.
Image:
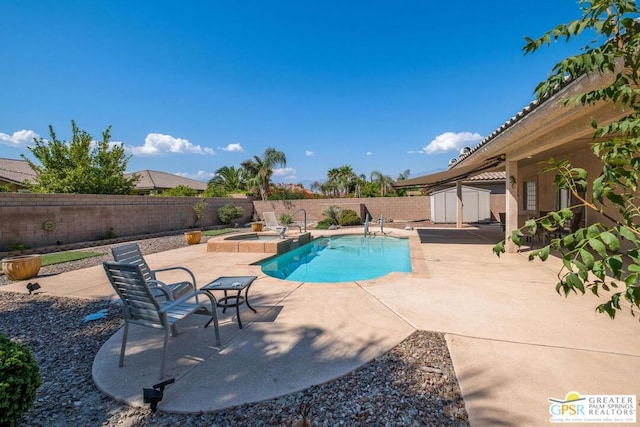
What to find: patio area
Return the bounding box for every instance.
[1,225,638,425]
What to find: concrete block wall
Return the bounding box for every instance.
[1,192,506,253]
[0,193,254,250]
[252,196,431,224]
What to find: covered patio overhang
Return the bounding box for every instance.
[394,70,625,251]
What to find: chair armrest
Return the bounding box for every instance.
[147,279,175,300]
[151,266,197,288]
[159,290,217,313]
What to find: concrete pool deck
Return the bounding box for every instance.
[1,225,639,425]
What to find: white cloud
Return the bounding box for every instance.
[175,170,214,181]
[366,151,373,156]
[129,133,215,156]
[0,130,39,146]
[273,167,297,180]
[220,143,244,152]
[407,150,425,154]
[423,131,482,154]
[305,150,315,157]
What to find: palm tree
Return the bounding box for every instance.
[337,165,355,197]
[370,170,394,197]
[353,173,367,198]
[240,148,287,201]
[209,165,245,193]
[397,169,411,181]
[326,167,341,197]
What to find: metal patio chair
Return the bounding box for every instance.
[111,242,196,301]
[103,261,221,379]
[262,212,285,233]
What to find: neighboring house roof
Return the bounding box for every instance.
[128,170,208,192]
[0,158,37,186]
[0,159,207,193]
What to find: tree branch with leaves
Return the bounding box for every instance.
[494,0,640,319]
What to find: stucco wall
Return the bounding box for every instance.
[517,147,614,227]
[0,194,254,250]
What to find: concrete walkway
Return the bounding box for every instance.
[2,225,639,425]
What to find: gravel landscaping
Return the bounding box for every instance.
[1,234,469,426]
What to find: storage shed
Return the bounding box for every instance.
[430,185,491,223]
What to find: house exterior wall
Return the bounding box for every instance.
[516,146,615,228]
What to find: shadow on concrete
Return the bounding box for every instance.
[417,226,503,245]
[455,367,528,426]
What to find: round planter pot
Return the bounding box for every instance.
[2,255,42,281]
[251,222,263,232]
[184,230,202,245]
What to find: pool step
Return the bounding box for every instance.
[207,232,312,254]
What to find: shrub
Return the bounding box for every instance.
[339,209,362,226]
[322,205,340,226]
[0,335,41,426]
[315,218,334,229]
[217,204,243,224]
[279,213,293,225]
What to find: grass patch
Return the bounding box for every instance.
[41,251,103,266]
[202,228,241,237]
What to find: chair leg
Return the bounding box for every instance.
[119,322,129,367]
[160,327,170,379]
[211,311,222,347]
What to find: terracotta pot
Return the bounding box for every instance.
[184,230,202,245]
[251,222,263,232]
[2,254,42,281]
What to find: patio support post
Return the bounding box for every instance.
[505,158,519,253]
[456,180,463,229]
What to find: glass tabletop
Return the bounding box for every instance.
[202,276,257,291]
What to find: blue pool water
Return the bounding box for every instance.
[260,235,411,283]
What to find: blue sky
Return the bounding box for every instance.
[1,1,589,187]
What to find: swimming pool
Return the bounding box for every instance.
[259,235,411,283]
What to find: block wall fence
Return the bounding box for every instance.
[252,197,432,225]
[0,193,504,253]
[0,193,254,251]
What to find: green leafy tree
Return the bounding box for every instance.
[22,120,138,194]
[240,148,287,201]
[160,185,197,197]
[494,0,640,319]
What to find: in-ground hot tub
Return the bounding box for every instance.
[207,232,312,254]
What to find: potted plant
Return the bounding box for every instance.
[2,254,42,281]
[184,199,208,244]
[250,212,263,232]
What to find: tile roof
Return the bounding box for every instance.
[465,171,506,182]
[0,159,207,192]
[128,170,207,191]
[0,157,37,185]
